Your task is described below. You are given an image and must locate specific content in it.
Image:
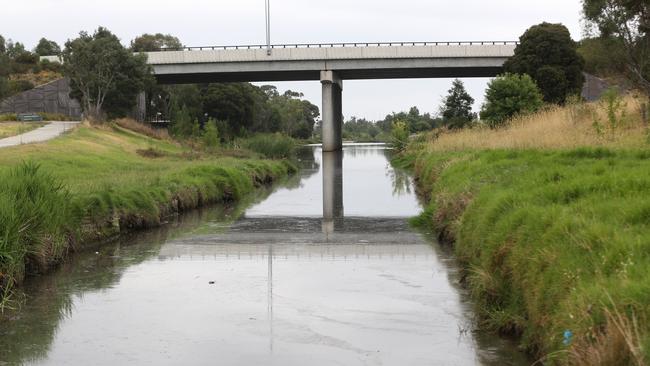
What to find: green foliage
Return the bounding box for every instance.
[342,117,384,142]
[582,0,650,93]
[480,74,544,127]
[406,146,650,360]
[0,35,5,54]
[202,119,220,150]
[240,133,296,159]
[505,22,585,104]
[390,120,410,151]
[170,105,194,138]
[440,79,476,129]
[377,107,440,134]
[130,33,183,52]
[63,27,153,122]
[33,38,61,56]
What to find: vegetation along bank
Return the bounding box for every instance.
[0,121,297,308]
[396,95,650,365]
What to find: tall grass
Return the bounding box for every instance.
[239,133,296,159]
[423,95,648,151]
[0,162,76,310]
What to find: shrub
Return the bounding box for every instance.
[480,73,544,127]
[391,120,410,151]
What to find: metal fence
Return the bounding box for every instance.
[156,41,519,52]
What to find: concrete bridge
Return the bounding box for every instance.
[144,42,517,151]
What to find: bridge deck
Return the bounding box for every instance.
[145,42,516,83]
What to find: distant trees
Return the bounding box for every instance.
[63,27,152,121]
[582,0,649,94]
[505,23,585,104]
[166,83,319,141]
[131,34,183,52]
[439,79,476,129]
[377,107,439,134]
[34,38,61,56]
[480,74,544,127]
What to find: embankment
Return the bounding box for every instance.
[399,97,649,365]
[0,124,295,304]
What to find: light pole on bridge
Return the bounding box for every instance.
[265,0,271,55]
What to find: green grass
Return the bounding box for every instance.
[0,124,296,307]
[0,122,46,138]
[238,133,297,159]
[402,147,650,365]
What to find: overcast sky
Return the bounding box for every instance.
[3,0,584,120]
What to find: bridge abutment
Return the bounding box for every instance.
[320,71,343,152]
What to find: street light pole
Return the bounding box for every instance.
[265,0,271,55]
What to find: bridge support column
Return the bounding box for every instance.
[320,71,343,152]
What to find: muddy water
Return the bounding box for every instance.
[0,144,528,365]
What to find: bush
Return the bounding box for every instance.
[240,133,295,159]
[480,74,544,127]
[202,118,220,150]
[391,120,410,151]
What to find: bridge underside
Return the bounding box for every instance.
[154,66,502,84]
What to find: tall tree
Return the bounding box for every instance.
[582,0,649,93]
[63,27,152,122]
[505,23,585,104]
[131,33,183,52]
[34,38,61,56]
[439,79,476,129]
[0,35,5,54]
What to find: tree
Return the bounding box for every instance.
[131,33,183,52]
[504,22,585,104]
[440,79,476,129]
[34,38,61,56]
[0,35,5,54]
[582,0,649,94]
[480,74,544,127]
[63,27,152,122]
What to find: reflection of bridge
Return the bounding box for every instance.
[145,42,516,151]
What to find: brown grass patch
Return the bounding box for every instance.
[114,118,171,140]
[136,148,168,158]
[426,95,648,151]
[569,305,646,366]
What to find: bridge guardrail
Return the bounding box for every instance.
[155,41,519,52]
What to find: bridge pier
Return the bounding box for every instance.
[320,71,343,152]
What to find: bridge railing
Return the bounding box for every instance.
[155,41,519,52]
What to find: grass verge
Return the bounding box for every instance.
[0,122,46,138]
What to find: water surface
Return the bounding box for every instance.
[0,144,528,365]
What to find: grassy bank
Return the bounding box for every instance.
[0,123,295,307]
[400,96,649,365]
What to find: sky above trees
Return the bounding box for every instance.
[4,0,583,120]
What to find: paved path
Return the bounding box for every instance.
[0,122,79,148]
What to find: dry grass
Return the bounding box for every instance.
[113,118,171,141]
[425,95,649,151]
[569,304,646,366]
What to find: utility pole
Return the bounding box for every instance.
[265,0,271,55]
